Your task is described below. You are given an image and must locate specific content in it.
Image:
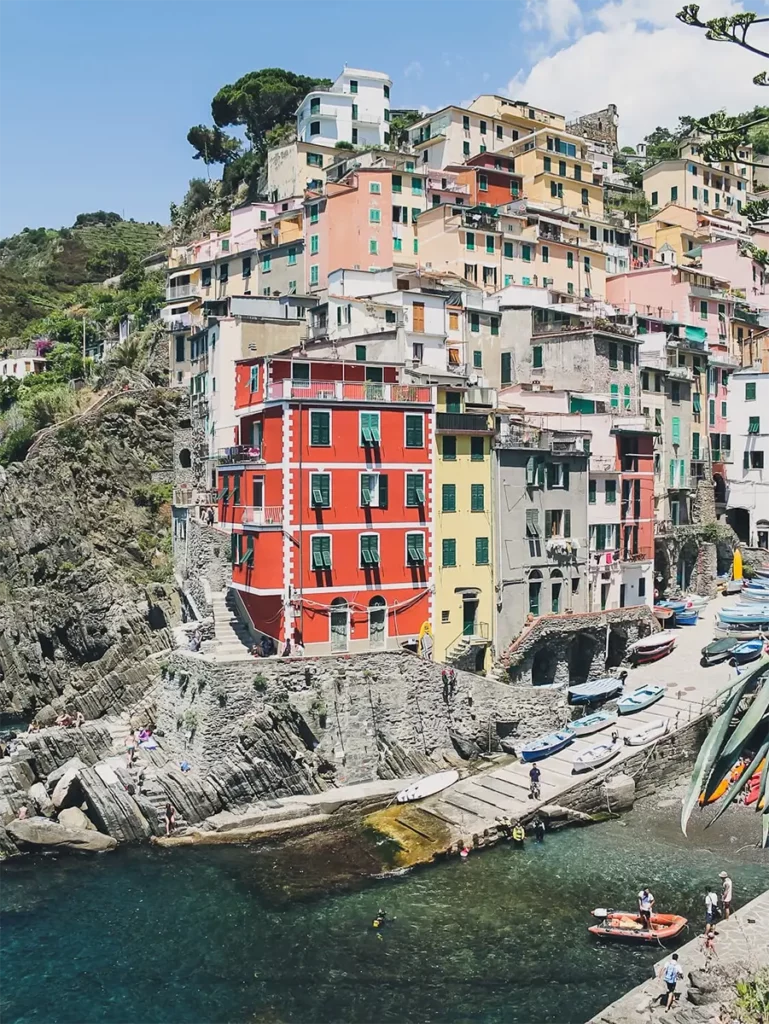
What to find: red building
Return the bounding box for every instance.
[614,424,655,606]
[217,356,434,654]
[449,153,523,208]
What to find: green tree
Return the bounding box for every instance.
[334,140,355,151]
[745,197,769,222]
[644,126,682,163]
[187,125,241,166]
[389,110,421,149]
[624,162,645,189]
[120,259,145,292]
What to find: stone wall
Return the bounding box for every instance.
[174,518,231,616]
[158,649,568,786]
[566,104,618,150]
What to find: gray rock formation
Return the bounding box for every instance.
[52,761,84,810]
[0,389,182,719]
[27,782,55,817]
[57,806,97,831]
[0,757,35,823]
[7,815,117,852]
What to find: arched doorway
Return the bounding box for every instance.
[178,448,191,468]
[330,598,349,652]
[532,644,558,686]
[606,628,627,668]
[677,540,698,591]
[727,507,750,544]
[713,473,726,506]
[368,596,386,649]
[527,569,543,617]
[569,633,596,684]
[550,569,563,614]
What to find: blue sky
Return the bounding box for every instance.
[2,0,767,237]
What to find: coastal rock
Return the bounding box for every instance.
[6,815,117,852]
[46,756,86,790]
[77,763,152,843]
[0,824,21,859]
[603,773,636,813]
[57,806,97,831]
[51,762,84,810]
[25,723,115,778]
[0,758,35,824]
[27,782,55,818]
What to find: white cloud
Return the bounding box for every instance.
[506,0,769,145]
[522,0,583,45]
[403,61,423,80]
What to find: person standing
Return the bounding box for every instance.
[638,887,655,930]
[528,762,541,799]
[720,871,733,919]
[164,803,176,836]
[660,953,683,1012]
[705,888,719,936]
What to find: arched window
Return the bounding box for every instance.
[178,448,191,468]
[330,598,349,652]
[528,569,543,616]
[550,568,563,614]
[368,596,386,649]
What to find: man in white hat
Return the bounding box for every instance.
[720,871,733,918]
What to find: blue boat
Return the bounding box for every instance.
[730,639,765,664]
[520,729,574,762]
[659,600,687,612]
[568,673,627,705]
[718,604,769,624]
[675,609,699,626]
[617,684,666,715]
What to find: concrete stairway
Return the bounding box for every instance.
[208,589,254,660]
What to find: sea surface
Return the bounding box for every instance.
[1,789,766,1024]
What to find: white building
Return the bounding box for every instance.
[296,68,392,148]
[726,369,769,548]
[0,349,47,379]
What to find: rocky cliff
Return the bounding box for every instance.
[0,384,182,720]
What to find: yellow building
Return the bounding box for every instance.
[433,386,495,670]
[501,129,603,217]
[637,203,743,265]
[642,135,751,222]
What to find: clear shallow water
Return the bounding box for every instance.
[1,805,766,1024]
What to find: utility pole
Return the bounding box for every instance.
[82,316,87,360]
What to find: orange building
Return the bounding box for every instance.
[217,356,435,654]
[614,425,656,566]
[448,153,523,208]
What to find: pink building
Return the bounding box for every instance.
[606,264,734,341]
[699,238,769,310]
[707,352,734,511]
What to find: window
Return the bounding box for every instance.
[307,152,323,168]
[550,181,563,199]
[749,416,760,434]
[542,245,549,263]
[522,244,532,262]
[309,121,320,136]
[529,576,541,616]
[532,345,543,369]
[501,351,512,385]
[351,104,359,121]
[360,411,381,445]
[609,342,618,369]
[721,401,727,418]
[559,159,567,177]
[309,204,319,225]
[497,125,503,140]
[411,207,420,225]
[651,191,658,206]
[486,235,495,254]
[360,534,380,567]
[547,462,568,488]
[574,164,582,181]
[475,537,489,565]
[671,381,680,404]
[700,300,708,320]
[393,238,402,252]
[392,174,402,194]
[693,186,699,200]
[442,484,456,512]
[479,173,488,192]
[311,473,331,508]
[543,156,552,173]
[703,188,709,203]
[470,483,485,512]
[471,349,482,370]
[369,239,379,255]
[491,317,499,336]
[624,385,631,410]
[605,479,616,504]
[588,479,597,505]
[201,267,212,287]
[413,238,419,255]
[309,410,330,446]
[249,365,259,393]
[442,436,457,460]
[471,436,485,462]
[567,251,573,269]
[350,79,358,93]
[310,97,320,116]
[360,473,388,508]
[584,256,591,273]
[384,84,390,98]
[671,186,678,201]
[747,382,757,401]
[504,241,514,259]
[175,335,186,363]
[442,538,457,567]
[220,262,229,282]
[406,533,425,565]
[406,473,425,507]
[672,416,681,445]
[466,231,475,251]
[405,414,423,448]
[239,256,251,279]
[470,312,480,333]
[610,383,619,409]
[310,264,319,286]
[581,188,589,206]
[751,450,765,469]
[463,141,470,157]
[709,399,716,426]
[309,234,319,255]
[311,535,332,570]
[622,344,632,370]
[369,208,381,224]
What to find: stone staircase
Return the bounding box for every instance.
[208,589,255,660]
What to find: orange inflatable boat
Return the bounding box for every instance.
[588,911,688,942]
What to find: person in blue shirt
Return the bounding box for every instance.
[660,953,683,1012]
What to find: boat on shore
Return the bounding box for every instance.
[627,633,676,664]
[701,637,744,666]
[683,594,709,612]
[699,760,747,805]
[569,710,617,737]
[675,609,699,626]
[396,770,459,804]
[617,684,666,715]
[588,909,687,942]
[624,717,670,746]
[567,674,627,705]
[519,729,574,762]
[730,639,765,665]
[572,739,621,773]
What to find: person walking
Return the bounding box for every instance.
[719,871,733,919]
[660,953,683,1012]
[705,888,720,936]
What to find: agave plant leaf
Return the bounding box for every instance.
[707,738,769,828]
[719,675,769,765]
[680,665,765,836]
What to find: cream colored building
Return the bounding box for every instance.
[643,136,752,223]
[500,129,603,217]
[266,141,340,202]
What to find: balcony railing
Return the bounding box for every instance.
[436,412,493,433]
[167,283,197,301]
[241,506,284,528]
[163,313,192,330]
[216,445,265,465]
[265,380,431,404]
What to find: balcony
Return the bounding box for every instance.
[306,106,337,120]
[667,364,693,381]
[590,455,617,472]
[166,283,198,301]
[241,506,284,529]
[436,412,493,434]
[265,380,431,404]
[216,445,265,465]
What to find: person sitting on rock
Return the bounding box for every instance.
[74,711,85,729]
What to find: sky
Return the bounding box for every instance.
[2,0,769,237]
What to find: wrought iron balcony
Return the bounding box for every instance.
[436,412,493,433]
[216,445,265,465]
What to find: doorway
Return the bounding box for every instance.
[330,598,349,652]
[368,596,386,649]
[252,477,264,510]
[462,598,478,636]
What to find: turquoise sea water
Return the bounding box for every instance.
[1,800,766,1024]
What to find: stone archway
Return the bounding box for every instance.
[727,508,750,544]
[654,539,672,598]
[677,539,698,592]
[569,632,597,684]
[531,645,558,686]
[606,628,627,669]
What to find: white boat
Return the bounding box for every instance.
[570,710,618,737]
[617,684,666,714]
[683,594,709,612]
[572,739,621,773]
[623,717,670,746]
[396,770,459,804]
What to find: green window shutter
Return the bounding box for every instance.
[405,414,423,447]
[746,382,756,400]
[470,313,480,333]
[609,342,618,369]
[542,246,549,263]
[230,533,239,565]
[522,244,531,262]
[605,480,616,504]
[475,537,489,565]
[610,384,619,409]
[442,538,456,567]
[526,456,536,485]
[692,392,701,414]
[473,350,482,369]
[311,474,330,507]
[471,483,484,511]
[589,480,596,504]
[544,510,553,537]
[392,175,402,193]
[563,510,571,538]
[623,384,631,410]
[501,352,512,385]
[692,432,700,459]
[567,252,573,269]
[466,232,475,251]
[406,474,424,506]
[361,534,380,566]
[532,346,543,369]
[672,416,681,444]
[470,436,484,461]
[669,460,676,487]
[486,235,494,254]
[749,416,760,434]
[378,474,388,508]
[360,475,373,506]
[232,475,241,505]
[700,300,708,319]
[407,533,425,564]
[491,318,499,336]
[311,411,330,446]
[504,241,513,258]
[442,436,457,460]
[442,484,456,512]
[709,399,715,426]
[563,464,570,490]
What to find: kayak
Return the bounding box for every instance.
[699,760,747,805]
[396,770,459,804]
[588,910,687,942]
